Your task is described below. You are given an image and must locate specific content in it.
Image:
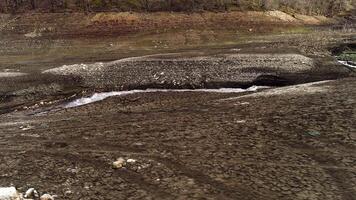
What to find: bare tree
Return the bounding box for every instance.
[30,0,36,9]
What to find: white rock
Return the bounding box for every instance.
[40,193,54,200]
[24,188,39,198]
[0,187,21,200]
[112,158,126,169]
[126,159,136,163]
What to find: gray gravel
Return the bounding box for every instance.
[44,53,351,90]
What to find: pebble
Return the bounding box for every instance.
[127,159,136,163]
[24,188,39,198]
[40,193,55,200]
[113,157,126,169]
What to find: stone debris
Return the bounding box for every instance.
[112,157,126,169]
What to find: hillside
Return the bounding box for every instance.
[1,0,354,16]
[0,10,334,39]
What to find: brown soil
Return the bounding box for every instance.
[0,78,355,199]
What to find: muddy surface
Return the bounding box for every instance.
[0,78,355,199]
[0,11,356,200]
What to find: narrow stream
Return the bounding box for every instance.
[338,60,356,69]
[65,86,269,108]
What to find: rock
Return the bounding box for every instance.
[40,193,54,200]
[24,188,39,198]
[0,187,21,200]
[126,159,136,163]
[113,157,126,169]
[305,130,321,136]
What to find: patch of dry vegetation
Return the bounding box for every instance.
[0,10,332,38]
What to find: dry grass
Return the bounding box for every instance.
[0,11,332,38]
[88,11,331,35]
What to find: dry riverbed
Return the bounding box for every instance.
[0,13,355,199]
[0,78,356,199]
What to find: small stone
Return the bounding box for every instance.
[113,158,126,169]
[24,188,39,198]
[127,159,136,163]
[40,193,54,200]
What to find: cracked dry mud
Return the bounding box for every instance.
[0,78,355,200]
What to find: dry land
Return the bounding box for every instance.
[0,10,355,200]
